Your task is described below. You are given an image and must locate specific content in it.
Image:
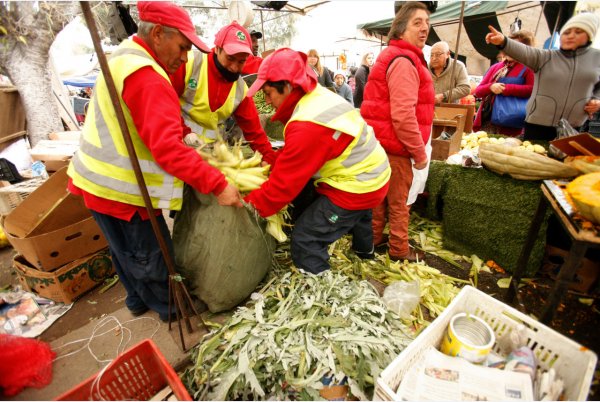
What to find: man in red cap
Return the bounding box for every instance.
[68,1,242,322]
[172,22,276,164]
[243,48,391,274]
[241,30,264,74]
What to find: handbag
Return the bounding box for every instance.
[480,94,494,123]
[491,66,528,129]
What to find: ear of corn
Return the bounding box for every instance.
[197,139,290,242]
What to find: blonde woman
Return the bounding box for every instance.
[307,49,334,89]
[353,52,374,107]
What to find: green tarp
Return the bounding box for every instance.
[357,1,508,36]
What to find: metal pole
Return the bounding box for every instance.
[534,1,547,37]
[79,2,201,350]
[260,10,266,53]
[447,1,466,104]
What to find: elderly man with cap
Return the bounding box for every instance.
[428,41,470,104]
[486,12,600,140]
[243,48,391,274]
[172,22,276,162]
[67,1,242,322]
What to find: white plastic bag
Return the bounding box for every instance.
[382,280,420,318]
[407,132,432,205]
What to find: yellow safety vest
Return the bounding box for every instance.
[287,85,390,194]
[180,51,247,142]
[68,39,184,210]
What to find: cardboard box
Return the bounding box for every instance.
[0,86,27,142]
[30,140,78,172]
[2,216,107,272]
[49,131,81,142]
[1,167,107,271]
[13,249,115,304]
[2,167,89,238]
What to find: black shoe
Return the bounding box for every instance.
[128,306,149,317]
[374,243,388,254]
[374,234,389,254]
[159,312,178,323]
[355,250,375,260]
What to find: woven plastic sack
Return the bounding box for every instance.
[172,187,275,313]
[0,334,55,396]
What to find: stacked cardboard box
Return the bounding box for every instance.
[1,167,114,303]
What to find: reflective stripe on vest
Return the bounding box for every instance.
[180,51,247,140]
[68,39,183,210]
[288,85,390,194]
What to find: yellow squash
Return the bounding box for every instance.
[566,172,600,224]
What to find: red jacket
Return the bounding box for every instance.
[241,54,263,75]
[473,61,534,136]
[360,39,435,161]
[68,36,228,221]
[171,51,277,165]
[244,88,388,218]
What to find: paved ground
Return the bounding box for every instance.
[0,213,214,400]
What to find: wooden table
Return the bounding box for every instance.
[506,180,600,324]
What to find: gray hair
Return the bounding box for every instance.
[431,41,450,53]
[137,21,179,40]
[388,1,429,41]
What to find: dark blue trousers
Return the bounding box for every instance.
[291,195,373,274]
[91,211,171,320]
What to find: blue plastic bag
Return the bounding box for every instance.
[491,67,528,129]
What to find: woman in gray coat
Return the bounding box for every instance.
[486,13,600,140]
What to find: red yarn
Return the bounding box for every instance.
[0,334,55,396]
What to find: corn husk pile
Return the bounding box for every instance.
[183,269,415,400]
[330,237,468,324]
[197,140,289,242]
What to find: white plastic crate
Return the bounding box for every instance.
[0,177,46,215]
[374,286,597,401]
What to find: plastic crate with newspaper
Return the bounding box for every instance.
[374,286,597,401]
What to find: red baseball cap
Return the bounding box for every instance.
[214,22,253,55]
[246,48,318,97]
[137,1,210,53]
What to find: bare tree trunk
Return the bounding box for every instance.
[0,2,77,147]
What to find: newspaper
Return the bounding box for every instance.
[397,346,534,401]
[0,288,73,338]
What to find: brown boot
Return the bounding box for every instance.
[389,248,424,262]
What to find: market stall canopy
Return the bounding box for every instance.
[357,1,576,75]
[182,1,328,15]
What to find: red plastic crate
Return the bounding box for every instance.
[55,339,191,401]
